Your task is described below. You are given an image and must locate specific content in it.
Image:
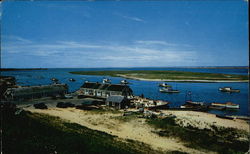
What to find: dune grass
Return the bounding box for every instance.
[3,108,164,154]
[70,70,248,81]
[147,117,249,153]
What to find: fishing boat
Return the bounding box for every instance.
[180,91,208,110]
[120,80,129,84]
[208,105,226,110]
[219,87,240,93]
[180,104,208,111]
[159,82,172,87]
[102,78,111,84]
[69,78,76,82]
[211,102,240,109]
[185,100,205,106]
[159,87,180,93]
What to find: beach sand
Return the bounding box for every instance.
[22,104,249,153]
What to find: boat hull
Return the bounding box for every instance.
[211,103,240,109]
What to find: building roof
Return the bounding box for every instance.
[106,95,125,103]
[81,82,132,92]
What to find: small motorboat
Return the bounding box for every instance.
[159,82,172,87]
[120,80,129,84]
[219,87,240,93]
[144,100,170,109]
[69,78,76,82]
[51,78,59,82]
[211,102,240,109]
[186,100,205,106]
[103,78,111,84]
[159,87,179,93]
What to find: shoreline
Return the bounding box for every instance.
[117,74,249,83]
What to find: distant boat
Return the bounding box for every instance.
[159,87,179,93]
[51,78,59,82]
[120,80,129,84]
[159,82,172,87]
[219,87,240,93]
[103,78,111,84]
[69,78,76,82]
[211,102,240,109]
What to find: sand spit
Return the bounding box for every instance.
[22,105,249,153]
[117,74,249,83]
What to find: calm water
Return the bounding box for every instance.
[2,67,249,116]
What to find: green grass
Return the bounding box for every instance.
[147,117,249,153]
[3,108,163,154]
[70,70,248,81]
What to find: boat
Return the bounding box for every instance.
[159,87,180,93]
[102,78,111,84]
[219,87,240,93]
[185,100,205,106]
[120,80,129,84]
[144,100,170,109]
[216,114,235,120]
[211,102,239,109]
[69,78,76,82]
[132,97,169,109]
[159,82,172,87]
[208,105,226,110]
[180,91,208,110]
[51,78,59,82]
[180,104,208,111]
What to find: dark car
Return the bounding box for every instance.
[34,103,48,109]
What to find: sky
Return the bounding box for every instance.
[1,1,249,68]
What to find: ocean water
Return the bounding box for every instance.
[1,67,249,116]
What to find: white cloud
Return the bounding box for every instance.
[135,40,176,46]
[3,35,33,44]
[2,36,198,67]
[121,15,145,22]
[114,13,145,22]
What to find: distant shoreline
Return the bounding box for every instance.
[0,68,48,71]
[118,75,249,83]
[70,70,249,83]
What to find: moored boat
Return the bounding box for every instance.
[69,78,76,82]
[145,100,170,109]
[159,82,172,87]
[103,78,111,84]
[211,102,240,109]
[51,78,59,82]
[186,100,204,106]
[219,87,240,93]
[216,114,235,120]
[159,87,180,93]
[120,80,129,84]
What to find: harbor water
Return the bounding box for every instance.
[1,67,249,116]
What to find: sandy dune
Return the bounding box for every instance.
[22,105,249,153]
[161,110,249,132]
[24,107,212,153]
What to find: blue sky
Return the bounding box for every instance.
[1,1,248,68]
